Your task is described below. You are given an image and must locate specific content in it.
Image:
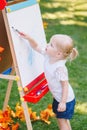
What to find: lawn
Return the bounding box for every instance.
[0,0,87,130]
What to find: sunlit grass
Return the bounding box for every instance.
[41,0,87,27]
[42,11,87,26]
[42,12,74,19]
[74,11,87,17]
[60,20,87,26]
[41,3,61,8]
[75,102,87,114]
[75,3,87,10]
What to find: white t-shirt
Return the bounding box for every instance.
[40,47,75,102]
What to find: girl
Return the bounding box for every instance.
[19,33,78,130]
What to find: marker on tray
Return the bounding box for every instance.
[12,26,25,36]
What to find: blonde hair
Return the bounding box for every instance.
[69,47,78,61]
[50,34,78,61]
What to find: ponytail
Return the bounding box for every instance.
[69,48,79,61]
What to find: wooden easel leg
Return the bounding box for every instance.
[21,101,33,130]
[3,67,15,111]
[17,80,33,130]
[3,71,33,130]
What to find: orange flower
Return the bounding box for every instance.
[43,21,48,29]
[11,110,16,118]
[7,127,11,130]
[15,103,25,121]
[0,123,8,129]
[15,103,39,122]
[28,108,40,121]
[3,110,13,123]
[40,110,50,124]
[40,104,55,124]
[12,123,20,130]
[0,106,20,130]
[0,102,55,129]
[0,107,13,126]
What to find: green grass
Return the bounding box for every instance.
[0,0,87,130]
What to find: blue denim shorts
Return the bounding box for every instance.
[52,98,76,119]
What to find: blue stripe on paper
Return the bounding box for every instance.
[6,0,37,13]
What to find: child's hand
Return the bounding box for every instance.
[19,32,29,40]
[57,102,66,112]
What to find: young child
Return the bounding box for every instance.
[19,32,78,130]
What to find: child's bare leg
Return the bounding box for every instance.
[57,118,70,130]
[67,120,72,130]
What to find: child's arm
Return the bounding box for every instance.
[58,81,68,112]
[55,66,68,112]
[19,32,42,53]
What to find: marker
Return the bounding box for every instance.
[12,26,20,33]
[12,26,25,36]
[36,84,48,96]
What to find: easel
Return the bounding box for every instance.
[0,9,33,130]
[0,0,49,130]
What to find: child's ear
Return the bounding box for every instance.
[56,51,62,58]
[56,52,61,57]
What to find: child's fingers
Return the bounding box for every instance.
[57,104,66,112]
[18,32,25,36]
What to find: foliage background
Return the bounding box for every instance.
[0,0,87,130]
